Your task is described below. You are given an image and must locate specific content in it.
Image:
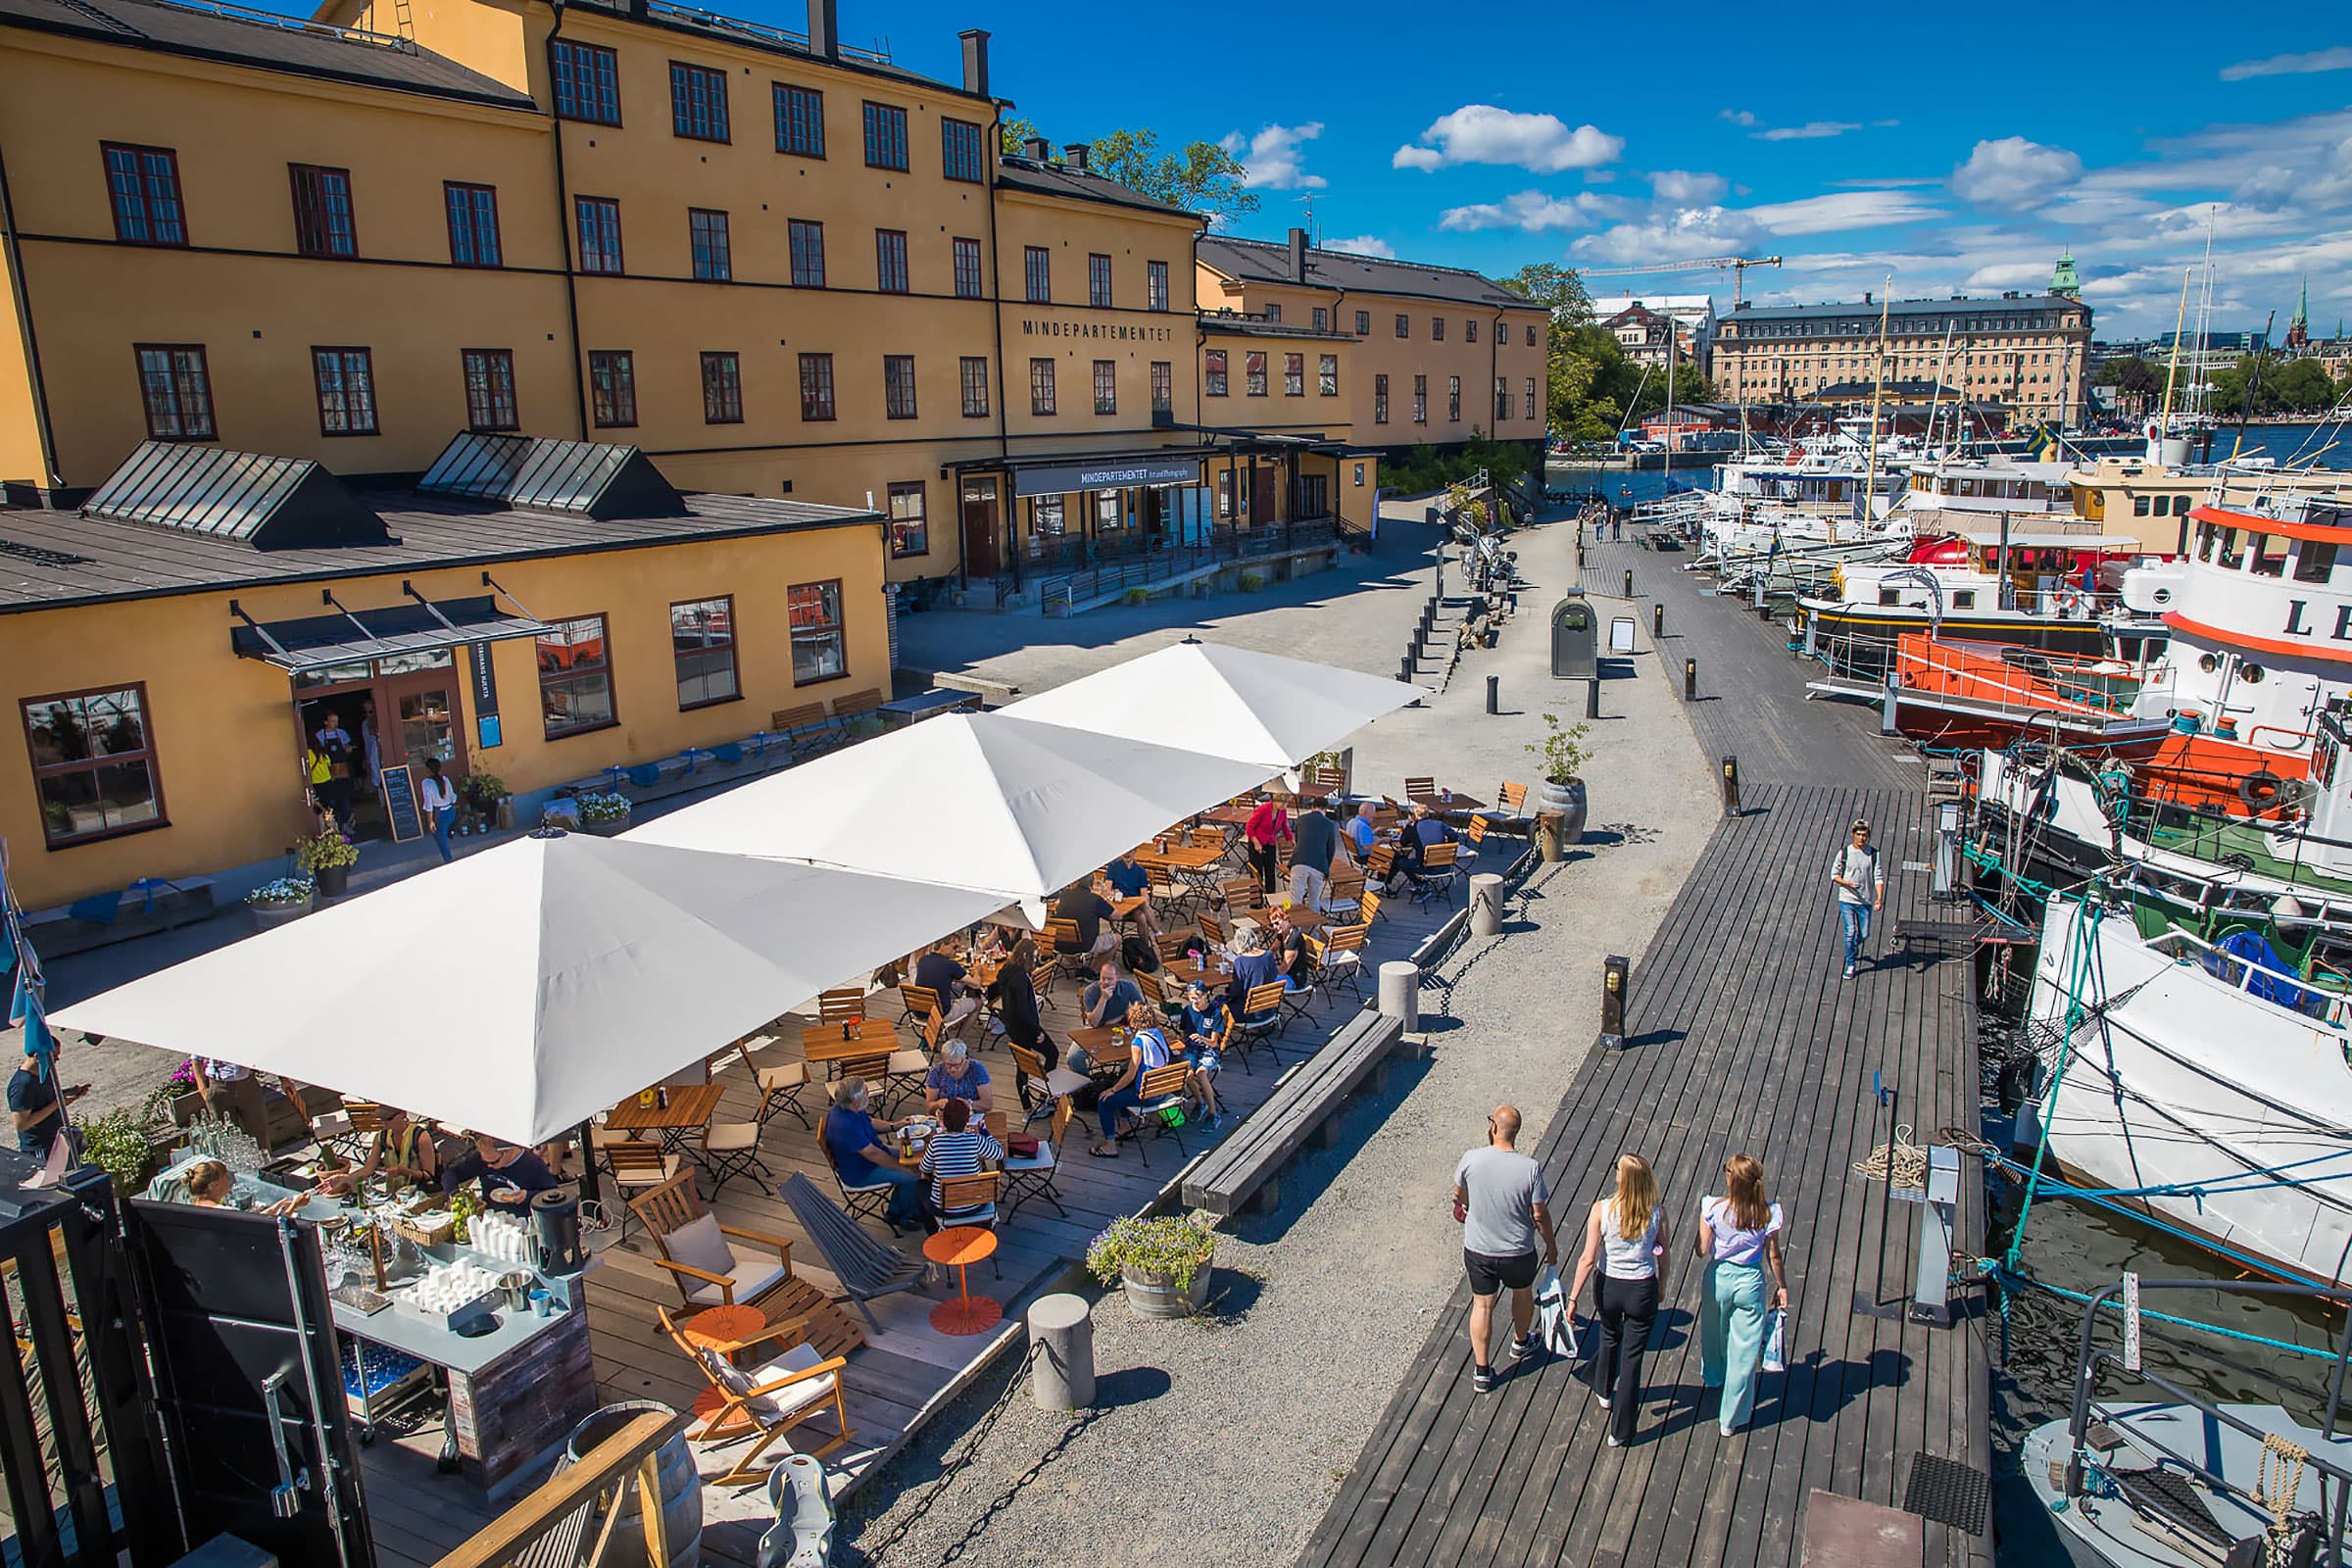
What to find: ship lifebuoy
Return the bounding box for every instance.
[2240,769,2286,810]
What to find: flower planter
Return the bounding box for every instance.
[1122,1263,1212,1319]
[250,895,315,932]
[314,863,351,901]
[1536,776,1588,848]
[169,1091,206,1129]
[584,814,630,838]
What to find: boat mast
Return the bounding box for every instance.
[2158,268,2191,445]
[1855,279,1892,545]
[1927,323,1955,466]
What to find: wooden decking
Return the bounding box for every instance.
[1298,540,1992,1568]
[360,876,1457,1568]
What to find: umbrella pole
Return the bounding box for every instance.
[574,1119,601,1207]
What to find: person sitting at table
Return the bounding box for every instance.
[1393,803,1459,887]
[1224,926,1282,1013]
[1268,905,1312,990]
[317,1104,438,1196]
[1081,959,1144,1030]
[441,1132,559,1217]
[183,1158,304,1214]
[924,1040,994,1116]
[1177,984,1228,1129]
[1345,803,1381,866]
[821,1078,922,1231]
[990,937,1057,1070]
[1088,1003,1174,1159]
[1054,880,1120,960]
[911,941,981,1037]
[919,1098,1004,1224]
[1101,850,1161,939]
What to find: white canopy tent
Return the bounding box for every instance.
[626,711,1271,915]
[1004,642,1422,773]
[49,832,1003,1148]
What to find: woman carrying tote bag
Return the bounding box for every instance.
[1694,1153,1789,1436]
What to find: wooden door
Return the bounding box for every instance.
[961,479,1001,578]
[377,668,467,785]
[1250,466,1277,525]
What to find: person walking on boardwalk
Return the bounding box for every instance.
[1453,1104,1558,1394]
[1695,1154,1789,1437]
[1571,1152,1670,1446]
[1831,816,1885,980]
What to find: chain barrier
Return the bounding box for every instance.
[852,1340,1048,1565]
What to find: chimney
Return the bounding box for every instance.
[1288,225,1306,283]
[957,29,989,97]
[1064,142,1089,172]
[807,0,836,58]
[1022,136,1051,162]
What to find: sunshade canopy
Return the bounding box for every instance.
[1004,642,1422,771]
[49,832,1002,1147]
[626,711,1271,906]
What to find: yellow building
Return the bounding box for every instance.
[1195,231,1551,450]
[0,435,893,911]
[1712,293,2093,424]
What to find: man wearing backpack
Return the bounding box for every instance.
[1831,817,1885,980]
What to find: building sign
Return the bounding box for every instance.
[467,640,502,750]
[1018,318,1179,343]
[1012,459,1201,499]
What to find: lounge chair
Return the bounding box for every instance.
[778,1173,930,1333]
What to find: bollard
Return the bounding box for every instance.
[1586,677,1601,719]
[1486,674,1499,715]
[1652,602,1664,639]
[1599,955,1630,1050]
[1623,568,1634,599]
[1469,873,1504,937]
[1378,960,1420,1033]
[1536,811,1565,862]
[1028,1294,1096,1410]
[1684,658,1697,701]
[1720,755,1741,817]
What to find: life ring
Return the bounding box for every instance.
[2240,769,2286,810]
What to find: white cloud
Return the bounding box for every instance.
[1438,190,1623,233]
[1718,109,1759,127]
[1393,105,1624,173]
[1743,189,1943,233]
[1325,234,1394,259]
[1951,136,2083,205]
[2221,46,2352,81]
[1219,122,1326,190]
[1650,169,1727,203]
[1755,122,1861,142]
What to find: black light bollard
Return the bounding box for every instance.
[1586,677,1601,719]
[1486,674,1499,714]
[1623,568,1634,599]
[1720,754,1741,816]
[1684,658,1697,701]
[1652,603,1665,639]
[1599,955,1630,1050]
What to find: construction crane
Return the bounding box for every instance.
[1579,255,1784,313]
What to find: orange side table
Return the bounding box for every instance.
[923,1225,1001,1336]
[682,1303,764,1358]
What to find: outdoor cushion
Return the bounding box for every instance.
[747,1344,838,1421]
[665,1212,735,1277]
[698,1344,754,1398]
[688,1256,789,1307]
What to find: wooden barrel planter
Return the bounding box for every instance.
[564,1400,700,1568]
[1535,776,1588,845]
[1123,1264,1212,1320]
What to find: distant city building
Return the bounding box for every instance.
[2285,277,2310,352]
[2050,250,2082,301]
[1598,303,1697,375]
[2153,329,2267,378]
[1589,293,1716,375]
[1712,292,2091,423]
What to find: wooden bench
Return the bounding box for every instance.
[25,876,216,956]
[830,689,884,724]
[1181,1012,1407,1216]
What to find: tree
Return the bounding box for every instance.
[2094,357,2161,396]
[1000,116,1042,156]
[1498,263,1593,326]
[1088,128,1255,217]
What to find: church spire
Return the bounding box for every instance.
[2286,275,2310,350]
[2049,249,2081,300]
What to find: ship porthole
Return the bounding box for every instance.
[2241,663,2266,684]
[2198,652,2220,673]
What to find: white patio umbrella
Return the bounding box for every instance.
[626,711,1270,916]
[48,831,1003,1148]
[1004,641,1423,773]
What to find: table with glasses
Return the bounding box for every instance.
[605,1083,723,1153]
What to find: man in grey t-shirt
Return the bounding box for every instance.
[1452,1104,1558,1392]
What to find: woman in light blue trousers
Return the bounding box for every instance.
[1694,1153,1789,1436]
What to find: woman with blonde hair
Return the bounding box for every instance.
[1695,1153,1788,1436]
[1569,1152,1670,1446]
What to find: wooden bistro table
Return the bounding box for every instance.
[1408,790,1488,821]
[924,1226,1002,1336]
[1066,1026,1129,1064]
[604,1083,722,1154]
[801,1018,901,1076]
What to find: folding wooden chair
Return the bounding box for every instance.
[1316,922,1372,1003]
[928,1172,1004,1273]
[699,1118,770,1200]
[1115,1062,1195,1166]
[1008,1041,1083,1146]
[1461,815,1490,866]
[735,1040,809,1131]
[898,982,945,1030]
[1135,968,1183,1021]
[1030,954,1061,1004]
[1359,888,1387,926]
[660,1306,852,1484]
[592,1131,682,1239]
[817,987,868,1025]
[1226,980,1290,1072]
[1403,775,1436,801]
[1409,842,1461,907]
[1196,910,1228,949]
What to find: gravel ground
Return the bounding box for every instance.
[834,518,1723,1567]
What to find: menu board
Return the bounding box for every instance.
[378,763,422,843]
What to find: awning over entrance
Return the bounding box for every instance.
[230,594,549,674]
[1009,457,1203,499]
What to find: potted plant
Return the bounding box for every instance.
[294,829,358,900]
[1087,1212,1217,1318]
[576,791,632,837]
[461,770,512,833]
[1526,711,1592,854]
[144,1059,204,1130]
[245,875,317,931]
[77,1107,160,1196]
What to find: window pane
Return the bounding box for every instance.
[702,352,742,423]
[959,356,989,417]
[670,62,729,141]
[689,210,731,280]
[553,41,621,125]
[789,220,825,287]
[788,581,847,685]
[464,349,518,431]
[774,83,825,156]
[884,354,916,419]
[942,118,984,182]
[888,482,928,557]
[1024,247,1050,304]
[953,236,983,298]
[538,615,614,737]
[799,353,835,419]
[875,228,907,293]
[670,597,737,707]
[24,687,161,845]
[861,102,908,170]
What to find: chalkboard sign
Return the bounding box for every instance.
[377,763,422,844]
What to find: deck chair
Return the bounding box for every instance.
[1408,842,1461,907]
[1227,980,1290,1072]
[735,1040,809,1131]
[779,1172,930,1333]
[928,1172,1004,1276]
[660,1305,853,1483]
[626,1169,795,1311]
[1114,1062,1194,1167]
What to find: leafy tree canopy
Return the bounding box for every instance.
[1001,120,1257,218]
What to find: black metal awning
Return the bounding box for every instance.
[229,593,549,674]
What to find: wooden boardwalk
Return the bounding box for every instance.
[1299,538,1993,1568]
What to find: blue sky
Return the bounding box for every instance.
[815,0,2350,339]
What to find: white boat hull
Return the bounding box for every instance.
[2026,895,2352,1285]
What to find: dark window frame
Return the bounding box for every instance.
[551,39,622,125]
[1448,374,1461,421]
[101,143,186,247]
[668,60,731,143]
[788,219,826,287]
[883,353,917,419]
[1093,358,1116,416]
[952,235,984,299]
[1205,349,1227,397]
[701,350,743,424]
[1148,260,1169,312]
[133,343,215,441]
[669,595,740,710]
[1374,371,1389,424]
[773,82,826,158]
[1395,314,1409,339]
[874,227,909,294]
[1029,357,1055,416]
[1283,352,1303,397]
[860,100,909,172]
[1355,311,1370,334]
[1024,245,1051,305]
[288,163,357,259]
[788,578,850,688]
[941,117,986,183]
[798,352,836,420]
[887,481,929,558]
[688,207,732,281]
[1151,360,1172,414]
[1245,350,1267,397]
[443,181,502,268]
[1319,353,1338,397]
[1088,252,1112,308]
[588,350,637,427]
[575,194,624,275]
[21,682,168,850]
[958,355,989,417]
[311,345,378,437]
[1413,373,1427,423]
[537,613,618,740]
[462,348,518,432]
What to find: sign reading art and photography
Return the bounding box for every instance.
[1017,318,1180,344]
[1012,459,1201,498]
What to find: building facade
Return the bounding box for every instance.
[1195,232,1550,453]
[1712,293,2092,424]
[1598,303,1690,372]
[1590,294,1715,376]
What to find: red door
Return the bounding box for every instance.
[1250,466,1277,525]
[961,479,1001,577]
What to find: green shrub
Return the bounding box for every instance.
[1239,570,1266,592]
[77,1109,157,1194]
[1088,1213,1217,1291]
[1122,587,1150,606]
